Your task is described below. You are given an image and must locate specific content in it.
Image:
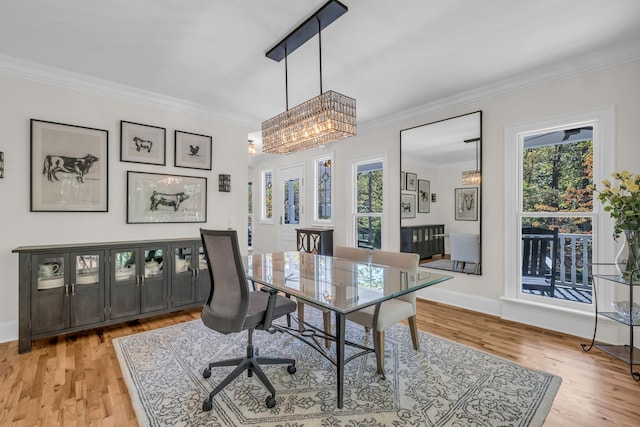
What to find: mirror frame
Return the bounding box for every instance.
[399,110,482,274]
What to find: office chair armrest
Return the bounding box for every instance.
[262,287,280,329]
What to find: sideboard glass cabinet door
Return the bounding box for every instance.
[31,251,105,334]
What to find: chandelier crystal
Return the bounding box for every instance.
[262,91,356,154]
[461,170,481,185]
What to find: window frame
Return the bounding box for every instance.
[260,168,274,223]
[349,154,387,249]
[504,107,615,310]
[312,153,334,226]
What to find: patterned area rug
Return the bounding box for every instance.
[114,309,561,427]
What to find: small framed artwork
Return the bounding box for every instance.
[405,172,417,191]
[127,171,207,223]
[418,179,430,213]
[401,171,406,190]
[174,130,212,170]
[120,121,166,165]
[455,187,478,221]
[401,193,416,219]
[31,119,108,212]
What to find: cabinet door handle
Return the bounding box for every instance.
[140,275,145,286]
[64,284,69,296]
[71,283,75,296]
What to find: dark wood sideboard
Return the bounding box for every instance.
[296,228,334,256]
[13,238,210,353]
[400,224,445,259]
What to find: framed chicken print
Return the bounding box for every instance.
[174,130,212,170]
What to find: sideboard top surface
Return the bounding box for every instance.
[12,237,201,253]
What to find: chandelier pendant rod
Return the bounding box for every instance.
[284,46,289,111]
[318,16,323,95]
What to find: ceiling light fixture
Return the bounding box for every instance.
[247,140,258,156]
[461,138,481,185]
[261,0,356,155]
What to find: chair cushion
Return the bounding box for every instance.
[245,291,297,329]
[347,298,414,331]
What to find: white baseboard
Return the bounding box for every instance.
[0,321,17,344]
[418,287,627,345]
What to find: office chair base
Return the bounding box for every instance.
[202,352,296,411]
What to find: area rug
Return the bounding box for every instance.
[114,309,561,427]
[421,259,479,274]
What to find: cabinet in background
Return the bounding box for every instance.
[400,224,445,259]
[296,228,334,256]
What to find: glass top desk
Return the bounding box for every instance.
[246,251,452,408]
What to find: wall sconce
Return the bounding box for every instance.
[218,174,231,192]
[431,193,436,203]
[0,152,4,178]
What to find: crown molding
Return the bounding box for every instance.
[360,38,640,133]
[0,54,255,129]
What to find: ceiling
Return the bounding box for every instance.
[2,0,640,159]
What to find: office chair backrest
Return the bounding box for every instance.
[200,229,249,333]
[334,245,371,263]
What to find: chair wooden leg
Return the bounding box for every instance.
[322,311,331,348]
[408,315,420,350]
[375,330,385,374]
[297,303,305,332]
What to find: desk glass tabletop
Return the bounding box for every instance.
[245,251,452,314]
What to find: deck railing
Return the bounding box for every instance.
[557,233,592,288]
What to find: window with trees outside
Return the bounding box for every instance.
[261,169,273,222]
[520,126,594,304]
[354,159,384,249]
[314,155,333,224]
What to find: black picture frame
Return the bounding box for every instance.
[405,172,417,191]
[127,171,207,223]
[401,193,416,218]
[418,179,430,213]
[174,130,212,170]
[120,121,166,165]
[401,171,406,190]
[31,119,108,212]
[455,187,478,221]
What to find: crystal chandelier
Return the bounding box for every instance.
[461,138,481,185]
[261,0,356,155]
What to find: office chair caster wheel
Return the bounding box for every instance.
[203,368,211,378]
[287,364,297,374]
[202,399,213,412]
[265,395,276,408]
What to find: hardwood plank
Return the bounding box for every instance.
[0,302,638,426]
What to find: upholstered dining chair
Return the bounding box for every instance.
[296,245,371,348]
[449,232,481,274]
[199,229,297,411]
[345,249,420,374]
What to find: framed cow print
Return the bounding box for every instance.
[120,120,166,165]
[126,171,207,223]
[31,119,108,212]
[174,130,212,170]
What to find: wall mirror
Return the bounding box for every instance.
[400,111,482,274]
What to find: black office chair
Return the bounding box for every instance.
[199,229,297,410]
[522,226,559,297]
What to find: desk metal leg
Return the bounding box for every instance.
[335,312,346,409]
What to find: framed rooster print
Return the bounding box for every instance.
[174,130,212,170]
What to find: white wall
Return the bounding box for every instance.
[251,59,640,341]
[0,74,249,342]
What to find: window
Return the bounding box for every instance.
[314,154,333,224]
[504,107,614,310]
[353,158,384,249]
[261,169,273,222]
[520,126,594,304]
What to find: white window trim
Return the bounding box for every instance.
[260,168,274,224]
[312,152,334,226]
[349,153,388,248]
[503,106,615,310]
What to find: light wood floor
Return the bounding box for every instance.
[1,300,639,426]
